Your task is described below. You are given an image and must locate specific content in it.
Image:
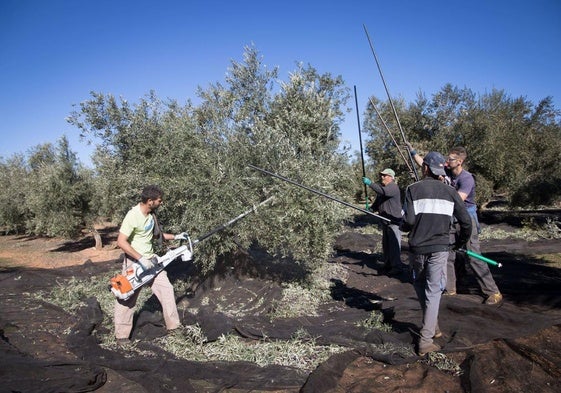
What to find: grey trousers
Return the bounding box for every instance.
[447,214,500,296]
[383,223,402,268]
[411,251,448,346]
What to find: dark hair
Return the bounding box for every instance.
[141,185,163,203]
[422,163,442,179]
[449,146,467,161]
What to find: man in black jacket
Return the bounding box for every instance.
[406,143,502,304]
[401,152,472,356]
[363,168,404,275]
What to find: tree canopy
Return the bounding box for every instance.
[361,84,561,207]
[1,47,560,275]
[64,45,353,274]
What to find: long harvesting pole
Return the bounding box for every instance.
[248,164,392,223]
[354,85,370,209]
[458,249,503,268]
[368,97,414,176]
[194,196,275,244]
[363,24,419,181]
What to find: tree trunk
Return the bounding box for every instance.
[92,229,103,250]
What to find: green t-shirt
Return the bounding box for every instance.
[119,204,155,257]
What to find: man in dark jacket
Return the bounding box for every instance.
[363,168,404,275]
[402,152,472,356]
[407,144,502,304]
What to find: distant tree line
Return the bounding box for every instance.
[1,46,560,273]
[359,84,561,207]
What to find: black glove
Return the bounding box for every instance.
[453,242,467,252]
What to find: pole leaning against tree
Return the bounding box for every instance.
[248,164,392,223]
[354,85,370,210]
[363,24,419,181]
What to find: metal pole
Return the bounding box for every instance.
[248,164,392,223]
[363,24,419,181]
[194,196,275,244]
[459,248,503,268]
[354,85,370,209]
[368,97,414,175]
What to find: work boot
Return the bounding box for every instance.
[418,342,441,356]
[166,325,183,335]
[388,263,408,276]
[434,326,442,339]
[115,338,131,347]
[484,293,503,305]
[387,267,403,276]
[443,290,456,296]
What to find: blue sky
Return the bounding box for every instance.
[2,0,560,167]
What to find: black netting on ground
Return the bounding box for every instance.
[1,219,561,392]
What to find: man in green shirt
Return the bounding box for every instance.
[114,185,187,345]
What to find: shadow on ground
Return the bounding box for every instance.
[1,211,561,392]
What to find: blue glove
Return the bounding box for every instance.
[362,177,372,186]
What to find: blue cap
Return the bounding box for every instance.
[423,151,446,176]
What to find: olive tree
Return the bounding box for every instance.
[0,154,30,234]
[69,45,354,275]
[362,83,561,207]
[24,136,94,237]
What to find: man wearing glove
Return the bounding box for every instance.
[363,168,404,275]
[406,143,502,305]
[401,152,472,356]
[114,185,186,345]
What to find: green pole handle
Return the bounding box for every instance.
[460,249,502,267]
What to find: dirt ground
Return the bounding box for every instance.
[0,225,123,269]
[1,210,561,392]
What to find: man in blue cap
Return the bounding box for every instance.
[401,152,472,356]
[406,144,502,305]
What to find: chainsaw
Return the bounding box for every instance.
[110,238,193,301]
